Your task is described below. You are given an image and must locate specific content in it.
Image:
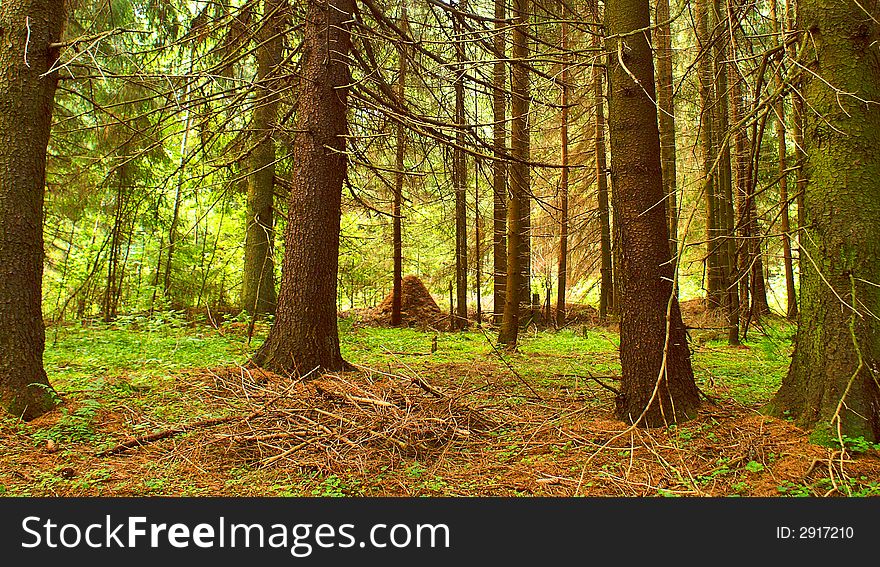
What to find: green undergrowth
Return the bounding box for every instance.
[32,316,795,441]
[0,314,799,496]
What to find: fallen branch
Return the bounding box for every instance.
[96,415,238,457]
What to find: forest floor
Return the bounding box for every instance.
[2,313,879,497]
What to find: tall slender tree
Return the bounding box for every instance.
[492,0,507,325]
[556,13,570,327]
[0,0,65,419]
[605,0,700,425]
[769,0,880,442]
[241,0,283,315]
[713,0,740,345]
[391,4,408,327]
[654,0,678,262]
[453,4,468,330]
[593,0,613,321]
[695,0,723,309]
[252,0,355,374]
[498,0,530,346]
[770,0,798,321]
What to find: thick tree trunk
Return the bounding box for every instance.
[241,0,282,316]
[252,0,354,375]
[499,0,530,346]
[592,0,612,321]
[605,0,700,426]
[492,0,507,325]
[0,0,65,419]
[769,0,880,442]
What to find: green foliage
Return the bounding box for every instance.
[744,461,765,473]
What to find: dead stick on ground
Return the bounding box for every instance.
[97,380,296,457]
[478,327,543,399]
[96,415,238,457]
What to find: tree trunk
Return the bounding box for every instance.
[713,0,740,345]
[769,0,880,443]
[514,0,530,311]
[391,7,408,327]
[593,0,613,321]
[605,0,700,426]
[499,0,530,346]
[104,154,130,322]
[654,0,678,264]
[492,0,507,325]
[0,0,65,419]
[453,7,468,330]
[556,16,569,328]
[163,54,195,305]
[770,0,798,321]
[788,0,807,265]
[252,0,354,375]
[696,0,723,309]
[729,20,754,325]
[241,0,282,316]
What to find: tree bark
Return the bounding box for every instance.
[695,0,723,309]
[498,0,530,346]
[593,0,613,321]
[770,0,798,321]
[0,0,65,419]
[391,7,408,327]
[556,15,569,327]
[492,0,507,325]
[712,0,740,345]
[654,0,678,264]
[605,0,700,426]
[769,0,880,442]
[453,7,468,330]
[241,0,282,316]
[252,0,354,375]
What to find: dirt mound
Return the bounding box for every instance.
[562,303,600,325]
[371,275,444,327]
[680,297,727,329]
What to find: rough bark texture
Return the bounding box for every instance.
[492,0,507,324]
[769,0,880,442]
[252,0,354,375]
[241,0,282,315]
[605,0,700,426]
[0,0,65,419]
[513,0,531,310]
[499,0,530,346]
